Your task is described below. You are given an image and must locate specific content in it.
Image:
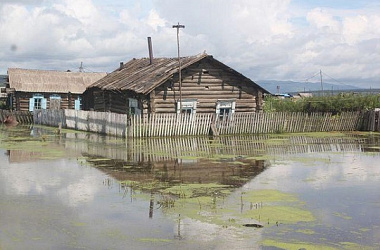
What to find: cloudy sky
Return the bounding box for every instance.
[0,0,379,88]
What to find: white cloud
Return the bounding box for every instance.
[0,159,64,196]
[53,0,97,25]
[248,152,380,191]
[59,175,99,207]
[175,217,262,248]
[0,0,379,88]
[0,157,101,208]
[146,9,166,31]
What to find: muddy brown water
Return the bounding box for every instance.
[0,125,379,249]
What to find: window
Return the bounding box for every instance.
[34,98,42,110]
[219,108,230,117]
[128,98,141,115]
[177,99,197,114]
[49,94,61,110]
[29,94,47,111]
[0,88,6,98]
[216,100,235,119]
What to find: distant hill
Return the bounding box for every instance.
[257,80,359,94]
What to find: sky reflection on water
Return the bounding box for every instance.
[0,125,379,249]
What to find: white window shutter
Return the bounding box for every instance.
[74,98,81,110]
[41,98,47,109]
[216,102,220,115]
[29,98,34,111]
[176,101,181,114]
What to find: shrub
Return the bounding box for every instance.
[264,94,380,113]
[0,100,6,109]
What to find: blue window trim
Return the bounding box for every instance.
[50,94,61,99]
[29,94,47,111]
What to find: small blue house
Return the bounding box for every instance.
[7,68,106,111]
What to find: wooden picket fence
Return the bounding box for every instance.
[0,110,33,124]
[34,109,128,137]
[33,109,363,138]
[360,110,380,132]
[129,113,213,137]
[215,111,362,135]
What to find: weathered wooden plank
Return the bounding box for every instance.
[29,110,373,137]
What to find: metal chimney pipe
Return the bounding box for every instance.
[147,37,153,65]
[119,62,124,70]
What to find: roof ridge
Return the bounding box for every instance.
[124,52,209,62]
[8,68,106,74]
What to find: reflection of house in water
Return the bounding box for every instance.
[62,132,378,187]
[63,134,272,186]
[6,150,43,163]
[2,126,81,163]
[85,155,267,187]
[78,136,269,186]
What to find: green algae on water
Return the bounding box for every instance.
[242,189,299,203]
[162,183,232,198]
[241,206,314,224]
[139,238,172,243]
[261,239,337,250]
[295,229,315,235]
[338,241,375,250]
[332,212,352,220]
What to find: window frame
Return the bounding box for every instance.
[29,94,47,111]
[176,99,197,114]
[128,98,141,115]
[216,99,236,119]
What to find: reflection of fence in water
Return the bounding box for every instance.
[267,136,365,156]
[64,133,366,164]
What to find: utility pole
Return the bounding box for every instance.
[173,22,185,113]
[320,69,323,96]
[79,62,84,72]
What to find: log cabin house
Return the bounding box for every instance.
[84,53,269,117]
[7,68,106,111]
[0,75,7,100]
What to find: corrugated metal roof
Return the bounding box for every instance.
[89,53,270,95]
[8,68,107,94]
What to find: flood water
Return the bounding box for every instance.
[0,125,379,250]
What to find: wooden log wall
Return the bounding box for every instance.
[13,92,80,111]
[153,61,259,113]
[91,89,149,115]
[92,89,107,112]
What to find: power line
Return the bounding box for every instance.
[305,70,349,86]
[322,71,351,87]
[305,71,320,82]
